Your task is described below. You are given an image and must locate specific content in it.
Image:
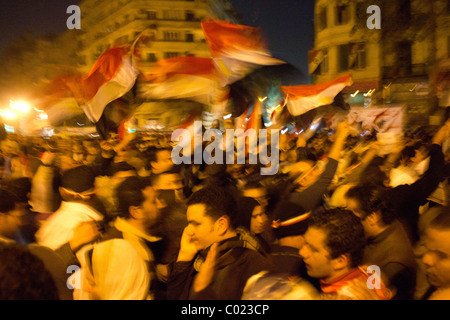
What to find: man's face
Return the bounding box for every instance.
[153,150,173,173]
[299,227,335,281]
[422,227,450,289]
[345,197,372,238]
[140,186,165,230]
[185,204,218,251]
[157,173,183,190]
[250,206,269,235]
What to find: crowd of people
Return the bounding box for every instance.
[0,117,449,300]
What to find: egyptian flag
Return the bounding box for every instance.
[67,46,139,124]
[141,56,223,105]
[201,20,285,85]
[32,74,85,126]
[281,74,353,116]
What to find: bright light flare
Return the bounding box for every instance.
[10,100,31,113]
[0,110,17,120]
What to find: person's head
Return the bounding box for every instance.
[153,166,184,191]
[359,163,390,188]
[72,143,86,163]
[110,162,137,187]
[85,143,100,165]
[299,207,365,282]
[399,146,416,167]
[1,139,19,158]
[148,147,174,174]
[152,166,185,204]
[422,207,450,289]
[289,160,323,190]
[81,239,150,300]
[185,186,237,251]
[236,196,268,235]
[59,165,96,202]
[345,185,395,238]
[4,177,31,204]
[0,189,28,238]
[411,142,430,165]
[242,179,269,209]
[0,242,59,300]
[116,176,165,233]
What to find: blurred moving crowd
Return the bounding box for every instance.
[0,118,449,300]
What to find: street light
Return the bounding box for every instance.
[10,100,31,113]
[0,110,17,120]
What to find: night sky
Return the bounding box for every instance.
[0,0,314,76]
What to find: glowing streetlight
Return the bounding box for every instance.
[0,110,17,120]
[10,100,31,113]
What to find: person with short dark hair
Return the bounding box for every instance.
[99,175,168,299]
[0,189,73,300]
[420,206,450,299]
[36,165,105,250]
[167,186,275,300]
[299,207,392,299]
[271,121,351,249]
[345,185,417,300]
[0,242,59,300]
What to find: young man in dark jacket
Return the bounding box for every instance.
[167,186,276,300]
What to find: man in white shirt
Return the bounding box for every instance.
[36,165,104,250]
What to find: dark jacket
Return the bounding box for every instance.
[167,234,276,300]
[385,143,445,243]
[362,220,417,300]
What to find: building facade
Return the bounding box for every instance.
[310,0,450,130]
[78,0,213,73]
[75,0,240,129]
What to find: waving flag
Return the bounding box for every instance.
[66,46,139,124]
[141,56,224,105]
[33,74,85,125]
[281,74,353,116]
[201,20,285,85]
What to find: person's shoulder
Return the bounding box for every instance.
[429,288,450,300]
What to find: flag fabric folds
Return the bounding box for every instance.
[201,20,286,85]
[33,74,85,125]
[68,46,139,124]
[281,74,353,116]
[141,56,223,106]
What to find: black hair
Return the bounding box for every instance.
[0,242,59,300]
[187,186,238,229]
[308,207,365,268]
[0,189,15,213]
[358,163,387,188]
[3,177,31,203]
[61,165,95,192]
[111,161,137,175]
[345,185,396,225]
[116,176,153,218]
[235,196,261,230]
